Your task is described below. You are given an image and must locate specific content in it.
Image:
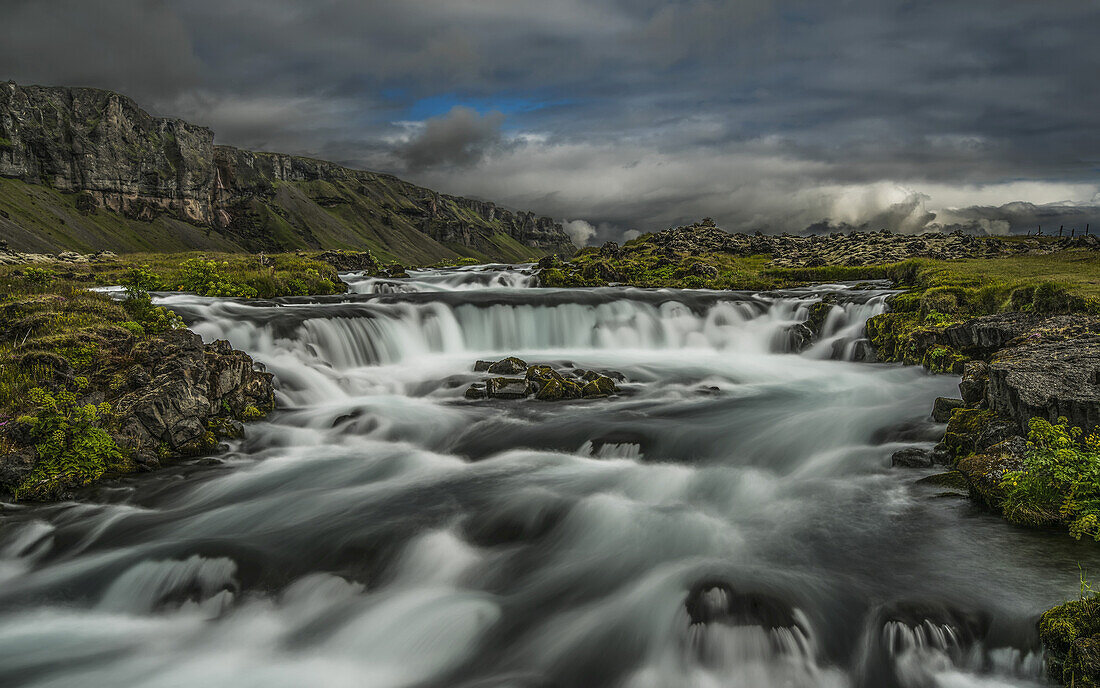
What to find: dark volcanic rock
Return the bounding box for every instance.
[959,360,990,406]
[486,377,529,399]
[940,314,1040,356]
[931,397,965,423]
[987,334,1100,434]
[113,330,274,462]
[486,357,528,375]
[891,447,934,468]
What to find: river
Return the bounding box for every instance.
[0,264,1096,687]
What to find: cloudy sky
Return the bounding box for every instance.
[2,0,1099,244]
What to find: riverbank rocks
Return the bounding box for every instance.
[0,328,274,499]
[931,397,965,423]
[891,447,933,468]
[317,249,380,273]
[464,357,621,402]
[987,333,1100,435]
[112,330,274,463]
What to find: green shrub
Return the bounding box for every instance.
[1032,282,1077,314]
[1001,417,1100,538]
[121,266,163,298]
[122,293,183,334]
[14,382,126,500]
[241,404,266,421]
[119,321,145,336]
[21,267,53,288]
[178,258,259,298]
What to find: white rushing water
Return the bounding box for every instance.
[0,264,1091,687]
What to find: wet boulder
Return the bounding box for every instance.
[931,397,965,423]
[581,376,616,398]
[891,447,933,468]
[465,382,487,400]
[535,378,566,401]
[486,357,528,375]
[486,377,529,399]
[473,360,494,372]
[684,580,803,631]
[958,360,989,406]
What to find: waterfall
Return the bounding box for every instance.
[0,267,1076,688]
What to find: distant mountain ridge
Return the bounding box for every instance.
[0,82,575,262]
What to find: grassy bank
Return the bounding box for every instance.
[2,251,348,299]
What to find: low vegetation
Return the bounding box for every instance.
[13,380,128,500]
[999,418,1100,540]
[91,251,346,298]
[1040,572,1100,687]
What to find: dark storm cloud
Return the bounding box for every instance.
[398,107,505,170]
[0,0,201,98]
[2,0,1099,240]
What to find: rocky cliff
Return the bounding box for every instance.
[0,82,574,262]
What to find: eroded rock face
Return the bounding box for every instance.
[113,330,275,463]
[988,335,1100,435]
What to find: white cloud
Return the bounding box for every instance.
[562,219,597,246]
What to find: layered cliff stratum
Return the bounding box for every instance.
[0,82,575,262]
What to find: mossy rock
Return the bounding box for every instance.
[915,470,969,491]
[536,378,565,401]
[1040,598,1100,688]
[943,408,997,458]
[581,376,617,398]
[922,345,968,374]
[806,300,836,336]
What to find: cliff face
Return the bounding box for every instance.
[0,82,574,261]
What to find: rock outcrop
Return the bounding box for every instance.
[0,329,274,499]
[644,219,1099,268]
[0,82,575,260]
[113,331,274,464]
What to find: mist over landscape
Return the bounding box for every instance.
[3,0,1097,243]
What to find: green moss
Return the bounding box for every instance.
[923,345,968,374]
[915,470,969,490]
[1040,597,1100,687]
[241,404,266,421]
[942,408,996,459]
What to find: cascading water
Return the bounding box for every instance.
[0,264,1094,687]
